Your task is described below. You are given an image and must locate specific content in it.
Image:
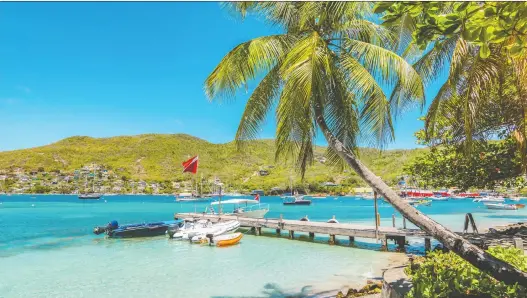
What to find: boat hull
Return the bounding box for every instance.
[232,208,269,218]
[283,200,311,205]
[215,232,243,247]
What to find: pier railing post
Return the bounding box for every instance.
[392,214,396,228]
[425,238,431,252]
[329,234,336,245]
[403,217,406,229]
[374,191,379,239]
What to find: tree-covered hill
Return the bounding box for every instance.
[0,134,426,191]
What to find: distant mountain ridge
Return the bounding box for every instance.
[0,134,426,190]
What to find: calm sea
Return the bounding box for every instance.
[1,195,525,297]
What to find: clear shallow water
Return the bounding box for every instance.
[1,195,526,297]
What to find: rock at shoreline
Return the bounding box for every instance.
[336,281,382,297]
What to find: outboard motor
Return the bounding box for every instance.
[93,220,119,235]
[206,233,214,245]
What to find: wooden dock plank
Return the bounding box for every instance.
[174,212,426,239]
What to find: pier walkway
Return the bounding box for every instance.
[174,212,527,252]
[174,212,428,250]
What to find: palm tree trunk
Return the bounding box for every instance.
[315,112,527,286]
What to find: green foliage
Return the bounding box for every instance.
[377,2,527,58]
[0,134,425,193]
[377,2,527,173]
[407,247,527,298]
[205,2,424,177]
[405,139,525,190]
[31,184,51,194]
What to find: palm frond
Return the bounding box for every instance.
[205,34,294,100]
[235,66,282,149]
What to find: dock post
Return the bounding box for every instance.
[349,236,355,246]
[276,229,281,235]
[309,232,315,238]
[255,227,261,236]
[374,192,379,239]
[329,234,336,245]
[250,227,256,234]
[380,236,388,251]
[425,238,431,252]
[396,236,406,251]
[514,237,524,253]
[392,214,396,228]
[289,230,294,239]
[403,217,407,229]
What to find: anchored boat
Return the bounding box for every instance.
[484,203,525,210]
[79,193,102,200]
[206,196,269,218]
[93,220,183,238]
[282,195,312,205]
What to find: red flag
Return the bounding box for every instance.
[254,194,260,202]
[182,155,199,174]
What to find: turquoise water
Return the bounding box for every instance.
[1,195,526,297]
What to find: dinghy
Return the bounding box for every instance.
[200,232,243,247]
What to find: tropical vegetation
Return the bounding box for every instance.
[407,247,527,298]
[205,1,527,285]
[0,134,425,194]
[405,138,527,191]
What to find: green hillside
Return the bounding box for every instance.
[0,134,426,192]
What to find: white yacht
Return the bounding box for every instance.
[206,198,269,218]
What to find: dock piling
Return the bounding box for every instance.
[403,217,407,229]
[329,234,336,245]
[276,228,281,235]
[255,227,262,236]
[392,214,396,228]
[380,236,388,251]
[289,230,295,239]
[309,232,315,238]
[424,238,431,252]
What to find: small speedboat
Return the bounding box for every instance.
[168,219,240,240]
[282,195,311,205]
[200,232,243,247]
[473,197,505,203]
[93,220,183,238]
[189,220,241,243]
[79,193,102,200]
[409,200,432,207]
[484,203,523,210]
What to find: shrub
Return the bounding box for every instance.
[407,246,527,298]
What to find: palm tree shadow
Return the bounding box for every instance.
[211,282,339,298]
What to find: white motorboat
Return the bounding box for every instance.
[207,198,269,218]
[473,196,505,203]
[168,219,239,240]
[189,220,241,243]
[484,203,522,210]
[450,196,466,200]
[430,197,449,201]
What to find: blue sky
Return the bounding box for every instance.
[0,3,446,151]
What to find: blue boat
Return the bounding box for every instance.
[93,220,184,238]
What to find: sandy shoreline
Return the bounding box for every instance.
[301,251,409,297]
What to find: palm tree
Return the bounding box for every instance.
[204,2,527,285]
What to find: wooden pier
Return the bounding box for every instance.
[174,212,428,251]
